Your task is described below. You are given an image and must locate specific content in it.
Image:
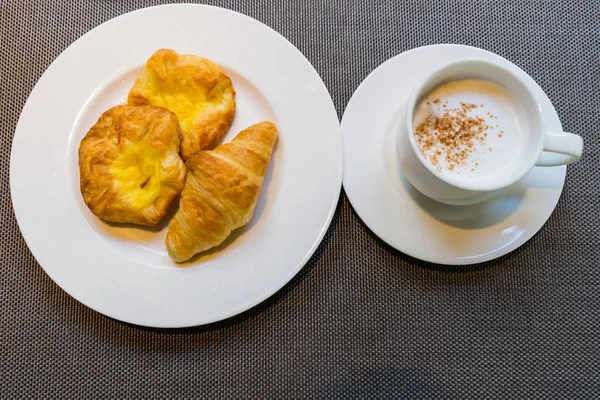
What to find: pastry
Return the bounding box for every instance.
[166,121,278,262]
[128,48,236,160]
[78,104,187,226]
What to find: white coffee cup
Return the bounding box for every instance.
[396,58,583,206]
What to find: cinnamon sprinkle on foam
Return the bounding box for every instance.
[415,101,493,172]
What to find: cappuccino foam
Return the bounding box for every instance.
[413,79,528,184]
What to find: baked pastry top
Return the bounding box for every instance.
[166,121,278,262]
[128,48,236,160]
[79,104,187,226]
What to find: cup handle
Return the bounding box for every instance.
[535,131,583,166]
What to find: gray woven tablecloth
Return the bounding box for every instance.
[2,0,599,398]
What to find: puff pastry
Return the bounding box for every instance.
[128,48,236,160]
[166,121,278,262]
[78,104,187,226]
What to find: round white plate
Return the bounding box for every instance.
[342,44,566,265]
[10,4,342,327]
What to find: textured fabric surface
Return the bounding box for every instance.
[1,0,599,398]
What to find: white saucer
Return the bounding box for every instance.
[341,44,566,265]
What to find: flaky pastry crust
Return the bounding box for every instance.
[78,104,187,226]
[128,49,236,160]
[166,121,278,262]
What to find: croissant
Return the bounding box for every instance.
[166,121,278,262]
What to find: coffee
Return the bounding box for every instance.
[412,79,528,184]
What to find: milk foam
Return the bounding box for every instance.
[413,79,527,184]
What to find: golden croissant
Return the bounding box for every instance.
[128,48,236,160]
[166,121,278,262]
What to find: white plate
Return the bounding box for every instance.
[342,44,566,265]
[10,4,342,327]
